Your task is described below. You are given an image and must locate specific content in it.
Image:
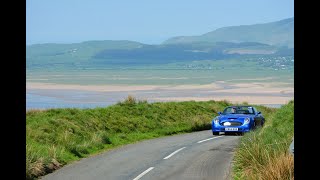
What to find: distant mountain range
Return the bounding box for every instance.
[164,18,294,48]
[27,17,294,68]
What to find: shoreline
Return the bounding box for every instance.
[26,81,293,92]
[26,81,294,108]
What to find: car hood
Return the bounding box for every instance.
[218,114,253,122]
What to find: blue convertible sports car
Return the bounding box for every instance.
[212,105,265,135]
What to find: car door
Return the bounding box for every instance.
[253,107,263,126]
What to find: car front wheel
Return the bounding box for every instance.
[236,132,244,136]
[212,132,219,135]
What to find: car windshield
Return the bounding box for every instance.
[222,106,254,115]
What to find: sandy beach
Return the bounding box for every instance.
[26,81,294,109]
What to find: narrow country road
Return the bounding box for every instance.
[41,130,241,180]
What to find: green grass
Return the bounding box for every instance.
[232,100,294,180]
[26,98,291,180]
[27,98,236,179]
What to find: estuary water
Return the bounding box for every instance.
[26,88,285,110]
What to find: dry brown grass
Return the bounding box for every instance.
[233,135,294,180]
[257,152,294,180]
[123,95,137,104]
[234,152,294,180]
[26,109,46,115]
[190,114,211,131]
[26,158,45,179]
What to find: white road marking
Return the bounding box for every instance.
[133,167,154,180]
[133,136,222,179]
[197,136,222,143]
[163,147,186,160]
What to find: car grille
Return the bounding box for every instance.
[221,122,243,126]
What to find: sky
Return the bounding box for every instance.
[26,0,294,45]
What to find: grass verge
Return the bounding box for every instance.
[27,98,235,179]
[232,100,294,180]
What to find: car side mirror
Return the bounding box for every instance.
[218,112,221,115]
[257,111,261,114]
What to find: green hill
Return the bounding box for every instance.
[163,18,294,48]
[26,18,294,68]
[26,40,143,68]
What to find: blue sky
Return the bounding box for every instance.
[26,0,294,45]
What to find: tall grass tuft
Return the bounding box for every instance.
[258,152,294,180]
[233,100,294,180]
[191,114,212,131]
[122,95,137,104]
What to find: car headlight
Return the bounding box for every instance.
[244,117,250,124]
[213,117,220,124]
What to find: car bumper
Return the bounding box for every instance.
[212,124,250,133]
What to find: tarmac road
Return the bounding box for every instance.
[41,130,241,180]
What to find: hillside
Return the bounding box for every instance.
[26,40,144,68]
[163,18,294,48]
[92,41,282,64]
[26,18,294,68]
